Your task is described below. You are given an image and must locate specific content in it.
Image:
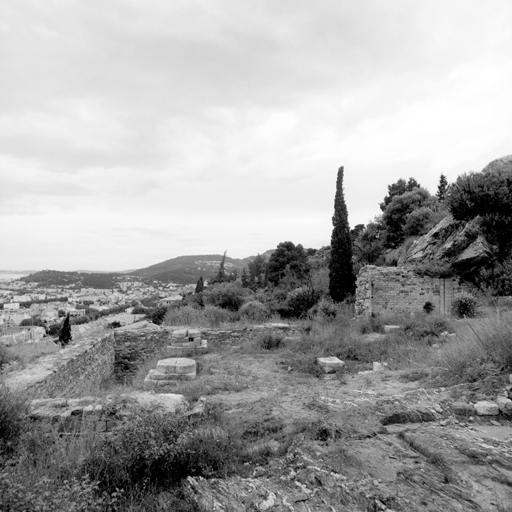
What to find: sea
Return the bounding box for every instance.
[0,272,30,281]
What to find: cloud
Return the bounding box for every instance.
[1,0,511,269]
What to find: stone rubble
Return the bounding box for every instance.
[166,328,208,357]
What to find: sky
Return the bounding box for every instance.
[1,0,511,271]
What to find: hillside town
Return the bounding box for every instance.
[0,275,194,344]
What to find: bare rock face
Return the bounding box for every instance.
[398,214,493,270]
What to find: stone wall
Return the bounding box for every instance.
[114,325,173,383]
[355,265,475,317]
[113,323,303,382]
[3,334,115,400]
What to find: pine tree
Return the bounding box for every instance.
[59,313,72,346]
[437,174,448,201]
[195,276,204,293]
[329,166,355,302]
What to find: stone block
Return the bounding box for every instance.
[474,400,499,416]
[384,325,401,333]
[317,357,345,374]
[372,362,389,372]
[83,404,95,415]
[157,358,196,375]
[497,395,512,416]
[452,402,475,416]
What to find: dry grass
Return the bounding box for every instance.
[2,339,60,368]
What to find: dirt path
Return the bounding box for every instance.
[185,348,512,511]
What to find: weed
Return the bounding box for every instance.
[0,386,29,461]
[258,332,285,350]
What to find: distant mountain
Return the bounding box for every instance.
[130,253,272,285]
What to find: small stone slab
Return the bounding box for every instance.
[172,329,189,339]
[474,400,499,416]
[384,325,401,333]
[157,357,196,375]
[317,357,345,374]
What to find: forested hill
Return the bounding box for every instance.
[131,254,251,284]
[20,270,121,289]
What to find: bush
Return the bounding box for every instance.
[0,472,108,512]
[0,387,28,460]
[451,293,477,318]
[239,301,270,322]
[257,332,285,350]
[82,409,253,495]
[146,305,168,325]
[203,282,248,312]
[308,297,338,320]
[46,323,62,337]
[285,287,321,318]
[423,301,435,314]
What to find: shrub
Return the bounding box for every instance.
[146,305,168,325]
[258,332,285,350]
[46,322,62,337]
[203,282,248,312]
[308,297,338,320]
[423,301,435,314]
[285,287,321,318]
[0,387,28,460]
[451,293,477,318]
[239,301,270,322]
[0,472,108,512]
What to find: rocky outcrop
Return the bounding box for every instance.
[398,215,493,270]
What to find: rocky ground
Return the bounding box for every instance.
[180,349,512,512]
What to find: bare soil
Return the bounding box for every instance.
[181,347,512,511]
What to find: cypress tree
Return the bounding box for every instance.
[59,313,72,346]
[195,276,204,293]
[216,251,227,282]
[329,166,355,302]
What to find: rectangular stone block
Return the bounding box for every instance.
[317,357,345,374]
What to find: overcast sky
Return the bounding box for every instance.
[1,1,511,271]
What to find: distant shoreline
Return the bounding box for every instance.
[0,272,31,281]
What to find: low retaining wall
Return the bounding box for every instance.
[355,265,475,317]
[3,334,115,399]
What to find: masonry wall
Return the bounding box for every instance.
[355,265,475,317]
[114,327,172,383]
[113,323,303,382]
[4,334,115,400]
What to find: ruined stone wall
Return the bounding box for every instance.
[355,266,475,317]
[4,334,115,400]
[113,323,303,382]
[114,327,173,383]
